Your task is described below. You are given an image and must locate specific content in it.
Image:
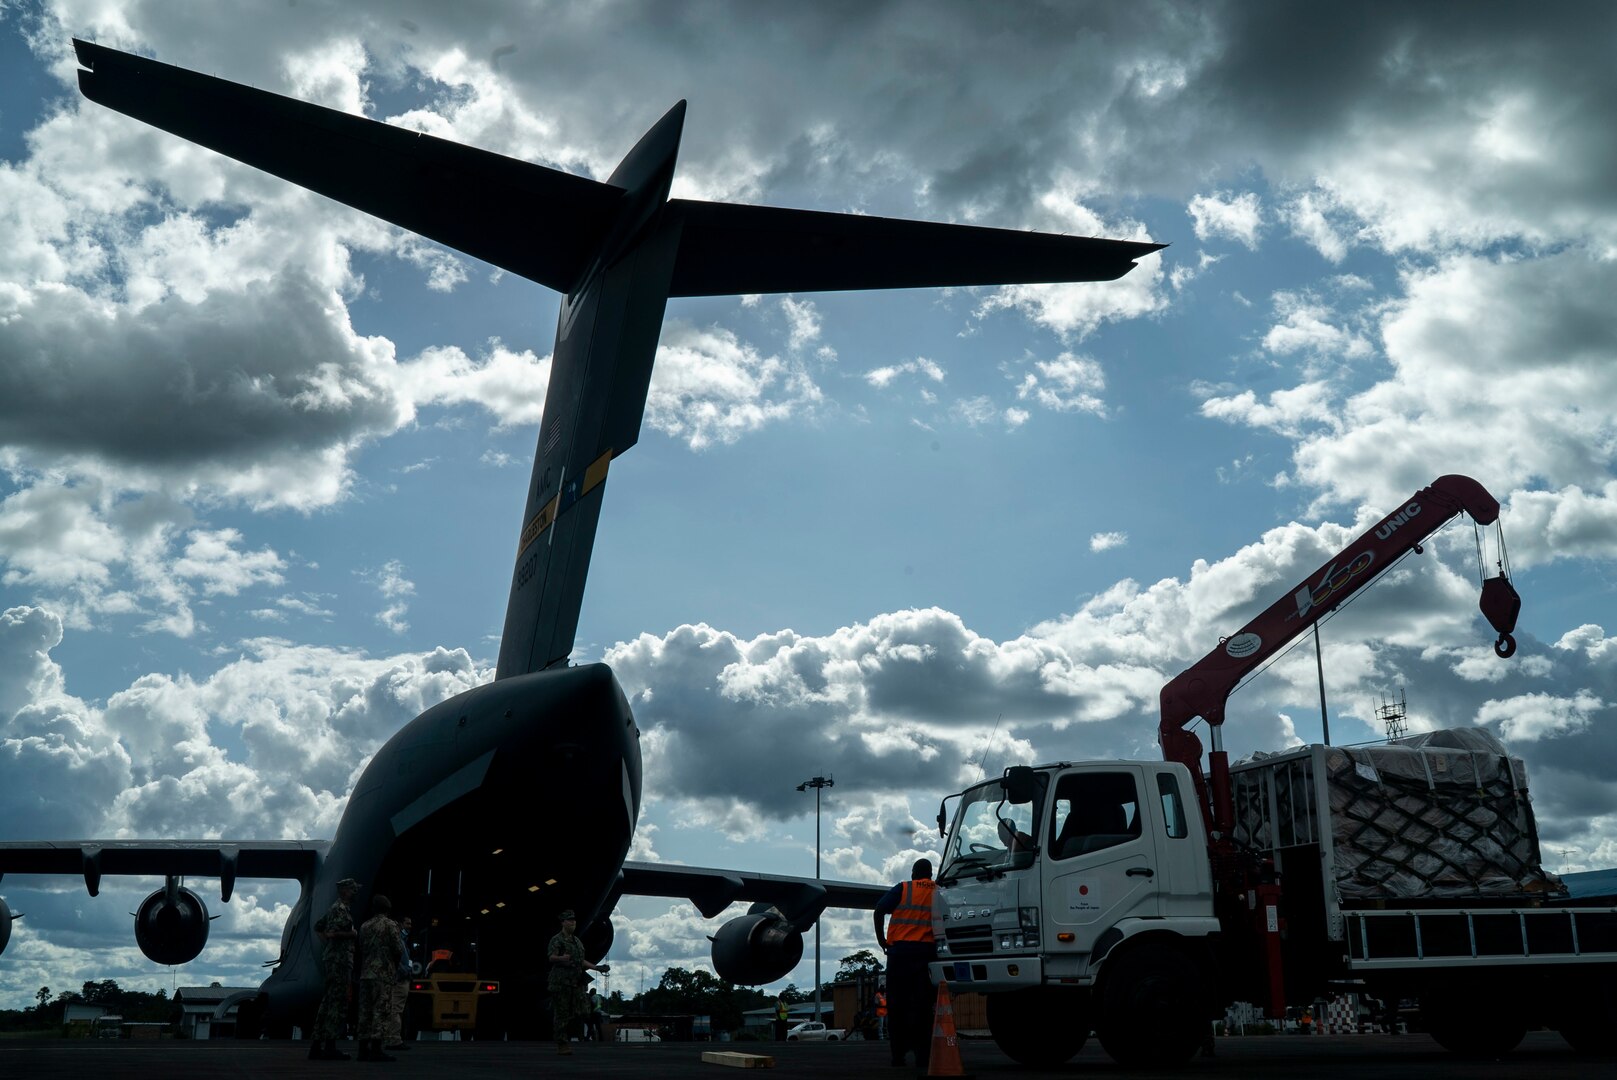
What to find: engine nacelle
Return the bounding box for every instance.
[582,917,614,963]
[0,896,14,957]
[711,904,803,985]
[134,883,210,966]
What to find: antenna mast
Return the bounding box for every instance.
[1377,688,1408,742]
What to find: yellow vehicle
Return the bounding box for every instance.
[407,971,500,1036]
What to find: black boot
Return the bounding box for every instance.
[308,1039,327,1060]
[328,1039,351,1061]
[372,1040,397,1062]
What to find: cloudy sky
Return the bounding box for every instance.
[1,0,1614,1008]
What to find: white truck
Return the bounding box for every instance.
[928,476,1617,1068]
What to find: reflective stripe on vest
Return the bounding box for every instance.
[887,879,936,943]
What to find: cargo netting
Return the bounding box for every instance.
[1232,727,1566,902]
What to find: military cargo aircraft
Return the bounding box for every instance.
[0,39,1159,1034]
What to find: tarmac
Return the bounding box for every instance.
[0,1031,1604,1079]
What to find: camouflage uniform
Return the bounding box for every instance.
[358,914,402,1039]
[312,896,355,1041]
[548,928,587,1047]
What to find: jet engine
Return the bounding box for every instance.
[710,902,803,985]
[582,917,614,963]
[133,878,211,966]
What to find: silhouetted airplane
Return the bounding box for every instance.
[0,39,1161,1034]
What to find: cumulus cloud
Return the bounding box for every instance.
[865,357,945,389]
[1015,353,1108,415]
[1188,191,1263,249]
[645,322,823,450]
[1090,531,1128,552]
[369,560,415,635]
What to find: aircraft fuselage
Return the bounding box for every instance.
[257,663,640,1030]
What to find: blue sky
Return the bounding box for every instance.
[1,0,1615,1008]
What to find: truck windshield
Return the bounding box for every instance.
[939,777,1044,881]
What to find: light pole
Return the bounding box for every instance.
[797,774,834,1022]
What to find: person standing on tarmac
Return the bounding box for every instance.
[383,914,414,1053]
[357,895,403,1062]
[309,877,360,1061]
[874,858,939,1071]
[548,909,609,1055]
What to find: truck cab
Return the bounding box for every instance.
[934,760,1214,990]
[930,761,1220,1067]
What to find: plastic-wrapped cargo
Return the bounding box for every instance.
[1230,727,1566,903]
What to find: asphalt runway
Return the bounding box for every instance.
[0,1032,1603,1079]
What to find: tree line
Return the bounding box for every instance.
[612,949,885,1033]
[0,980,179,1031]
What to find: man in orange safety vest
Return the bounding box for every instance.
[874,859,937,1070]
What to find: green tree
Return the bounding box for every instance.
[836,949,884,980]
[639,967,764,1033]
[81,979,121,1005]
[778,983,809,1004]
[35,987,49,1011]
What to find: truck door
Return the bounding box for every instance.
[1042,767,1158,950]
[1150,766,1210,917]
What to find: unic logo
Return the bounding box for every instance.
[1374,501,1423,540]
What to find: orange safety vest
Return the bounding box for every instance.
[875,991,888,1017]
[887,879,936,943]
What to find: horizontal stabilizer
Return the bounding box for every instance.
[666,199,1163,296]
[71,39,622,294]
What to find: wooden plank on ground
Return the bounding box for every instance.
[701,1049,776,1068]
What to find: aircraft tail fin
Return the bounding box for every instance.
[66,38,1159,682]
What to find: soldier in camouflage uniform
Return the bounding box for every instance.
[356,894,403,1062]
[547,910,609,1055]
[309,877,360,1060]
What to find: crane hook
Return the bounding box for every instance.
[1494,633,1517,659]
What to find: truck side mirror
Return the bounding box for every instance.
[1003,765,1038,804]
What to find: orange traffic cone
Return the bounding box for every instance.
[927,979,971,1078]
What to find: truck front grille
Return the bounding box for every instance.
[944,925,994,956]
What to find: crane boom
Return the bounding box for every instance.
[1159,474,1521,836]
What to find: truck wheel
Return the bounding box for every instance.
[1558,974,1617,1056]
[986,988,1088,1067]
[1421,987,1526,1058]
[1096,943,1205,1068]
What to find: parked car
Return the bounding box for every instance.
[786,1021,843,1041]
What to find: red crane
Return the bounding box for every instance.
[1159,473,1521,841]
[1156,475,1520,1017]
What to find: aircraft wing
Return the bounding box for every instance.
[71,38,623,295]
[619,860,887,929]
[665,199,1164,296]
[0,840,327,900]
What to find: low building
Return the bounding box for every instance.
[62,1002,108,1036]
[173,986,257,1040]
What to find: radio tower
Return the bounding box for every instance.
[1378,689,1408,742]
